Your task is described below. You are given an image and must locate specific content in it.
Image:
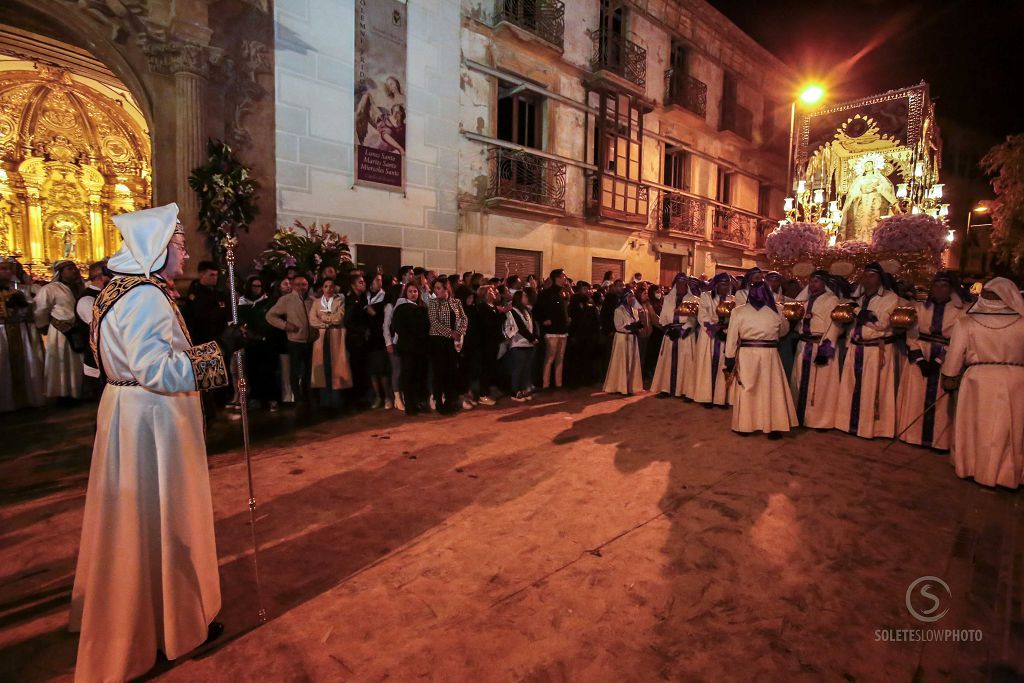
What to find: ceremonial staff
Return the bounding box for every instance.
[223,224,268,623]
[882,391,949,451]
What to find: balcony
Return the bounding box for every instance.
[590,31,647,90]
[486,147,566,212]
[494,0,565,50]
[588,173,649,225]
[713,208,759,248]
[663,69,707,119]
[720,100,753,141]
[655,190,707,238]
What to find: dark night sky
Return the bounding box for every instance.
[708,0,1024,165]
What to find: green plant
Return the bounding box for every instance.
[188,139,259,265]
[981,134,1024,274]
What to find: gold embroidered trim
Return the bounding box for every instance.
[184,340,229,391]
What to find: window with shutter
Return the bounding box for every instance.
[494,247,542,280]
[591,257,625,284]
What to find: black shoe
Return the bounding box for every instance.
[204,621,224,646]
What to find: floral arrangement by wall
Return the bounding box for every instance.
[255,220,354,278]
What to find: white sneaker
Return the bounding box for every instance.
[478,395,496,406]
[462,399,474,410]
[429,397,437,411]
[394,392,405,411]
[511,392,528,402]
[384,399,394,410]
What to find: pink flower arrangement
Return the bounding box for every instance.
[837,240,871,255]
[765,222,828,263]
[871,214,948,254]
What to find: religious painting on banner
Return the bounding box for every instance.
[354,0,407,192]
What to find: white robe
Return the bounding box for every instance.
[70,281,222,682]
[833,289,900,438]
[692,292,733,405]
[943,313,1024,488]
[0,287,46,411]
[34,280,84,398]
[895,298,966,450]
[725,304,797,432]
[790,290,841,428]
[650,292,698,397]
[603,306,643,395]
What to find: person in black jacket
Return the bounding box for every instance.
[181,261,231,416]
[567,282,602,386]
[344,271,371,408]
[237,275,280,410]
[391,281,430,415]
[475,285,506,403]
[535,269,571,390]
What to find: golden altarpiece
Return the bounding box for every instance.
[0,64,150,272]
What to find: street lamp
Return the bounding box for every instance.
[962,203,992,272]
[786,84,826,205]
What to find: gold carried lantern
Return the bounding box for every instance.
[676,299,699,317]
[782,301,806,322]
[715,298,735,318]
[890,306,918,329]
[831,302,857,324]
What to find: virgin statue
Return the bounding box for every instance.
[840,157,898,241]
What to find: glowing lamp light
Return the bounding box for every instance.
[896,183,908,199]
[946,229,956,243]
[930,183,944,199]
[828,200,839,212]
[783,197,794,212]
[812,189,824,204]
[939,203,949,217]
[914,162,924,178]
[796,180,807,195]
[0,169,7,182]
[973,204,989,213]
[828,234,838,247]
[831,210,842,223]
[799,84,825,106]
[912,206,922,215]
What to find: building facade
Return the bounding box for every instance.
[276,0,792,283]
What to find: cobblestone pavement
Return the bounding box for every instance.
[1,390,1021,681]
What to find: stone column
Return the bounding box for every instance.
[144,41,209,261]
[174,68,206,233]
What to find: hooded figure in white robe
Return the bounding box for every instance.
[733,266,763,307]
[895,272,967,450]
[0,258,45,411]
[603,290,644,395]
[942,277,1024,489]
[724,282,797,433]
[790,271,841,428]
[34,259,84,398]
[692,273,734,406]
[70,203,230,682]
[833,262,900,438]
[650,274,698,397]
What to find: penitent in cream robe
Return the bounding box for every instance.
[70,277,228,683]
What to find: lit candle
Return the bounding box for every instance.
[783,197,794,212]
[813,189,824,204]
[828,200,838,212]
[896,183,907,199]
[914,162,924,178]
[946,229,955,243]
[931,183,944,199]
[939,203,949,217]
[797,180,806,195]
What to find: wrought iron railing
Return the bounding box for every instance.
[591,30,647,88]
[655,190,707,237]
[494,0,565,49]
[713,208,759,247]
[664,69,707,118]
[755,218,776,249]
[720,100,753,140]
[487,147,566,210]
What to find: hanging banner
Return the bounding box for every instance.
[354,0,407,191]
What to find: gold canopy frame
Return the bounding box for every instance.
[0,61,151,272]
[790,83,942,241]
